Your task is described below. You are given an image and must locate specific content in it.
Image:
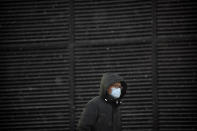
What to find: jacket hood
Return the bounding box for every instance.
[99,73,127,101]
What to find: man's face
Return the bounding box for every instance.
[108,82,122,95]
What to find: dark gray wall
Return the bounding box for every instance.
[0,0,196,131]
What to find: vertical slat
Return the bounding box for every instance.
[69,0,75,130]
[152,0,159,130]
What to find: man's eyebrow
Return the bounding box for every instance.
[112,85,122,87]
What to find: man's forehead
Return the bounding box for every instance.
[112,82,121,86]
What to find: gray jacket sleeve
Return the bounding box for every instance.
[77,101,98,131]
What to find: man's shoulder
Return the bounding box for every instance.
[87,96,103,106]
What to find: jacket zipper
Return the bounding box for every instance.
[112,105,114,131]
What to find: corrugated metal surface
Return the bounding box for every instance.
[0,0,71,130]
[157,0,197,130]
[157,0,197,38]
[74,0,152,41]
[0,0,197,131]
[157,39,197,131]
[0,48,70,130]
[74,41,153,130]
[0,0,70,46]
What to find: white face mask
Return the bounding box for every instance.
[110,88,121,99]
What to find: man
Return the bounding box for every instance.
[77,73,127,131]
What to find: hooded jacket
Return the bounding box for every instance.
[77,73,127,131]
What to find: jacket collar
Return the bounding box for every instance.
[102,95,122,106]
